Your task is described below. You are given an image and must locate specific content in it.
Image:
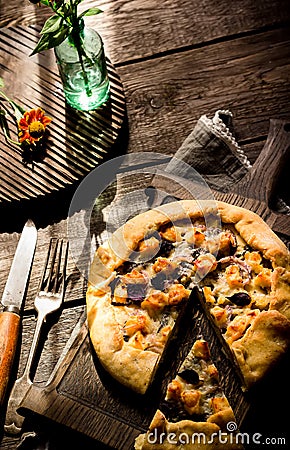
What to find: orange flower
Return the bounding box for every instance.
[18,108,52,144]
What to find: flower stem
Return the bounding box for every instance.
[68,0,92,98]
[0,90,26,120]
[71,24,92,98]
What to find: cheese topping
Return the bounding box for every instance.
[163,340,234,423]
[104,220,276,357]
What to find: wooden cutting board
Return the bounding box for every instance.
[20,119,290,449]
[20,307,249,449]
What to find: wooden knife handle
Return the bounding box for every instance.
[0,311,20,407]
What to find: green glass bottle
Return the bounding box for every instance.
[55,19,110,111]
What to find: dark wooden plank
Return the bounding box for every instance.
[0,123,288,313]
[0,306,86,389]
[230,120,290,205]
[233,138,290,209]
[87,0,290,64]
[20,321,151,450]
[116,28,290,155]
[148,119,290,236]
[0,2,289,449]
[242,140,264,164]
[1,0,290,64]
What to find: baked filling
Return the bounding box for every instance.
[102,219,274,358]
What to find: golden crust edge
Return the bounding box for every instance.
[91,200,289,280]
[86,291,160,394]
[231,309,290,389]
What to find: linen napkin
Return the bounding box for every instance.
[100,109,289,238]
[160,109,250,193]
[146,109,250,208]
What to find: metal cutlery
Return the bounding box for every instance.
[0,220,37,407]
[4,238,69,435]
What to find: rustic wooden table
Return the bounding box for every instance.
[0,1,290,449]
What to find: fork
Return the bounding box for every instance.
[4,238,69,435]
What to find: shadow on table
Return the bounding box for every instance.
[0,116,129,234]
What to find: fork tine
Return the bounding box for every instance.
[44,239,59,292]
[59,240,69,294]
[39,238,69,293]
[53,239,69,293]
[39,238,54,291]
[53,240,69,293]
[52,240,63,293]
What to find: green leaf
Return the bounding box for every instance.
[79,7,103,18]
[40,15,63,35]
[30,33,52,55]
[40,0,51,6]
[30,25,71,55]
[58,2,72,21]
[0,78,4,89]
[74,0,86,6]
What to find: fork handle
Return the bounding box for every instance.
[4,372,32,435]
[0,311,20,406]
[4,310,46,435]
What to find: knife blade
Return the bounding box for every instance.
[0,219,37,406]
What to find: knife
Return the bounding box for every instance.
[0,220,37,407]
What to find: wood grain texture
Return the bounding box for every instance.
[118,27,290,156]
[0,222,86,311]
[15,305,86,385]
[1,0,290,64]
[0,190,119,311]
[18,127,290,447]
[0,436,19,450]
[20,320,152,449]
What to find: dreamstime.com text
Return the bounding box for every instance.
[147,422,287,447]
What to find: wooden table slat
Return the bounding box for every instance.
[0,27,126,203]
[118,27,290,155]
